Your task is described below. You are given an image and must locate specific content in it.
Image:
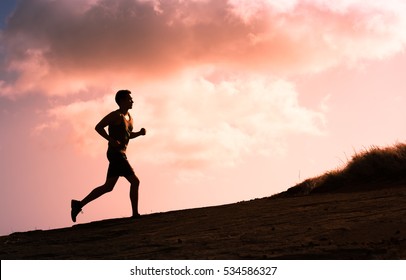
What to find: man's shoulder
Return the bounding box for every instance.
[105,110,122,124]
[108,109,121,117]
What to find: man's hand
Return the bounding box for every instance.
[130,128,147,139]
[130,128,146,139]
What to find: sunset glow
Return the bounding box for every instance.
[1,0,406,235]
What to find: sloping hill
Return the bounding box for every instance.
[1,185,406,259]
[2,144,406,259]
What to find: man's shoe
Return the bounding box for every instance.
[131,213,141,219]
[71,200,82,222]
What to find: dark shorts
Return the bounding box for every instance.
[106,149,135,178]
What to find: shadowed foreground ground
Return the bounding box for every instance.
[1,184,406,259]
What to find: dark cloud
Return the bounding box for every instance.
[4,0,252,76]
[1,0,405,96]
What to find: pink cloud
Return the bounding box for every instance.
[1,0,405,97]
[7,0,403,173]
[40,72,326,171]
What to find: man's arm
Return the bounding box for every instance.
[95,111,121,146]
[130,128,146,139]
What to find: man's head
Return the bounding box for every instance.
[115,89,132,105]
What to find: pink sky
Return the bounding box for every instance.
[1,0,406,235]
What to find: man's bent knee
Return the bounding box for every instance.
[127,174,140,186]
[103,177,118,192]
[99,183,114,193]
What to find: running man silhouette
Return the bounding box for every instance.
[71,90,146,222]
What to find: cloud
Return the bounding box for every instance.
[36,93,116,156]
[3,0,406,173]
[39,71,326,170]
[1,0,405,97]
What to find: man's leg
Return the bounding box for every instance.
[125,174,140,218]
[71,176,119,222]
[81,176,119,207]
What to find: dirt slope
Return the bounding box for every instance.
[1,185,406,259]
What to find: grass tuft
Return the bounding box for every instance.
[276,143,406,197]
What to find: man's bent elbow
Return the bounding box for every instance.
[95,124,104,134]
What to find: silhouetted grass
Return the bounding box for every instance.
[276,143,406,197]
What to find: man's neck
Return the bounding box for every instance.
[118,107,129,115]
